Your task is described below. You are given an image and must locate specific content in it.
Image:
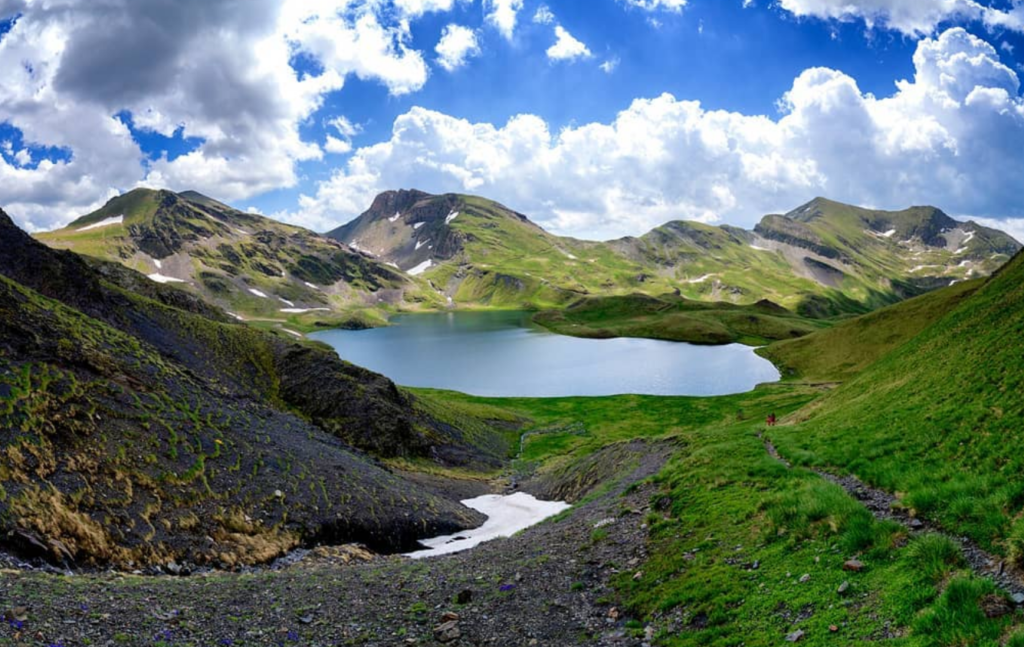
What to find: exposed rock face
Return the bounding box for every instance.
[0,209,489,568]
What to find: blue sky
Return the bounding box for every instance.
[1,0,1023,240]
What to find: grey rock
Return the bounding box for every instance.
[785,629,805,642]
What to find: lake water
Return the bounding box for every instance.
[309,310,779,397]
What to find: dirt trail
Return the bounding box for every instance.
[759,432,1024,601]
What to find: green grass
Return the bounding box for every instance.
[759,279,981,382]
[770,250,1024,559]
[534,293,829,345]
[416,377,1024,645]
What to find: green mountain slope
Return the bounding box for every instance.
[328,191,1019,316]
[770,247,1024,559]
[36,189,443,332]
[0,208,511,568]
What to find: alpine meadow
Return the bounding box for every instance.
[3,1,1024,646]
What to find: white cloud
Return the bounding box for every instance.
[435,23,480,71]
[0,0,455,232]
[623,0,689,12]
[533,5,555,25]
[291,27,1024,240]
[600,57,621,73]
[325,136,353,155]
[393,0,467,18]
[777,0,1024,36]
[546,25,592,62]
[485,0,523,40]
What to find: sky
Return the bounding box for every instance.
[1,0,1024,242]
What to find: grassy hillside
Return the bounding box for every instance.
[329,191,1019,319]
[769,249,1024,560]
[760,279,981,381]
[36,189,444,333]
[534,293,829,345]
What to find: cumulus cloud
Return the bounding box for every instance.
[777,0,1024,36]
[546,25,592,62]
[623,0,689,12]
[485,0,523,40]
[533,5,555,25]
[291,27,1024,240]
[435,24,480,71]
[0,0,451,231]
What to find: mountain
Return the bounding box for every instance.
[36,188,442,332]
[329,192,1020,316]
[0,208,514,569]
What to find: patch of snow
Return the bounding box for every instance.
[866,228,897,238]
[304,282,318,290]
[225,312,245,321]
[685,274,713,284]
[909,265,941,273]
[958,260,972,268]
[147,273,185,284]
[389,212,401,223]
[279,297,295,307]
[428,245,433,250]
[249,288,269,298]
[405,493,570,559]
[280,308,331,314]
[153,259,162,270]
[415,239,426,250]
[77,215,123,232]
[281,328,304,338]
[445,210,459,225]
[349,240,377,256]
[749,245,771,251]
[386,262,400,269]
[407,260,433,276]
[413,222,425,230]
[235,228,250,236]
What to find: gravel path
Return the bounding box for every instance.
[0,444,672,646]
[760,432,1024,602]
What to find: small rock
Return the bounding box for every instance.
[456,589,473,604]
[829,625,839,633]
[433,620,460,643]
[594,518,616,529]
[909,519,924,529]
[633,571,643,581]
[607,607,621,621]
[274,489,284,498]
[842,559,865,572]
[785,629,805,642]
[1011,593,1024,606]
[529,640,538,646]
[166,561,181,575]
[799,574,810,583]
[440,611,459,623]
[837,581,850,595]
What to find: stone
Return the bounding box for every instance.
[784,629,805,642]
[433,620,460,643]
[633,571,643,581]
[842,559,865,572]
[1011,593,1024,606]
[607,607,621,621]
[909,519,924,529]
[829,625,839,633]
[799,574,810,583]
[440,611,459,623]
[837,581,850,595]
[456,589,473,604]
